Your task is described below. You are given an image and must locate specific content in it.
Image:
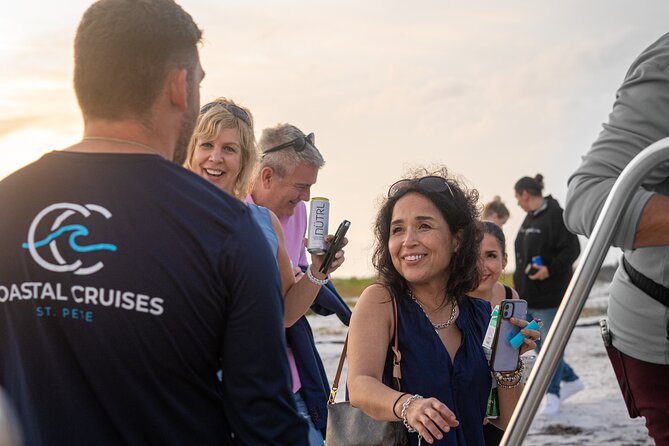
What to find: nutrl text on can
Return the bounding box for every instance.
[307,197,330,254]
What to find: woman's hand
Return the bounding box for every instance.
[509,317,542,356]
[404,396,459,444]
[308,234,348,277]
[528,264,550,280]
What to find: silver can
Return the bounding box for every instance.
[307,197,330,254]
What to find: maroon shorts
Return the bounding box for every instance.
[607,345,669,445]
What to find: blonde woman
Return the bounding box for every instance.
[185,98,345,445]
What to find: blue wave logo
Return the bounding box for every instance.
[22,224,117,253]
[23,203,118,275]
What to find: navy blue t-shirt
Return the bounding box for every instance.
[0,151,308,445]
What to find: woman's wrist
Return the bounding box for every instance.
[392,392,410,420]
[306,265,329,286]
[494,357,525,389]
[401,394,423,432]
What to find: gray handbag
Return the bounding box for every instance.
[325,297,408,446]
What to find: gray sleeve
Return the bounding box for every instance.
[565,51,669,249]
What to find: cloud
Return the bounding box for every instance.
[0,117,40,138]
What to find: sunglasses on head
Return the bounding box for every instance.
[199,102,252,127]
[263,132,317,155]
[387,175,455,198]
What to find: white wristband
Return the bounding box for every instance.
[306,266,329,286]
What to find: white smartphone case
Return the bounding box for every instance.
[490,299,527,372]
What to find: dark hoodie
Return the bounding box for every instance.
[513,195,581,309]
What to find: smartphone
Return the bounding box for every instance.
[524,263,539,276]
[525,256,543,276]
[490,299,528,372]
[318,220,350,274]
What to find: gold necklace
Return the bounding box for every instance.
[82,136,163,157]
[409,291,458,333]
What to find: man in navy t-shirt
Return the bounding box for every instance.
[0,0,307,444]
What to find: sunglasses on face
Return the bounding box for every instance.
[263,132,317,155]
[387,175,455,198]
[199,101,252,127]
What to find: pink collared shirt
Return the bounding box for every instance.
[245,196,309,268]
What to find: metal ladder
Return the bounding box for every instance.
[502,136,669,445]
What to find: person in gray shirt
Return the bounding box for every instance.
[564,32,669,445]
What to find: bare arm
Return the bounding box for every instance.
[348,285,458,442]
[272,213,296,298]
[347,284,399,420]
[269,212,347,327]
[493,386,524,430]
[634,193,669,248]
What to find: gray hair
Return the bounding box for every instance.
[259,123,325,177]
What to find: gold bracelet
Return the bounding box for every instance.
[494,357,525,386]
[496,376,523,389]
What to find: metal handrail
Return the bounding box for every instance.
[502,136,669,445]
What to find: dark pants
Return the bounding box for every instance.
[483,422,504,446]
[607,345,669,445]
[527,307,579,396]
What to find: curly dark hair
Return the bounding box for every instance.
[372,167,482,304]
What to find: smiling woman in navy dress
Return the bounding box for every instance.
[347,168,539,445]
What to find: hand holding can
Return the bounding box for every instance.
[307,198,329,254]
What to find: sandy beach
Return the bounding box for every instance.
[310,279,652,445]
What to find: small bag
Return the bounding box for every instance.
[325,297,408,446]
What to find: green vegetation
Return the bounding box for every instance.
[333,272,515,300]
[331,276,376,299]
[499,272,514,288]
[330,272,601,319]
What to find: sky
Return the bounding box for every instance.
[1,1,668,277]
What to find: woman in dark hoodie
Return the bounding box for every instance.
[513,174,584,416]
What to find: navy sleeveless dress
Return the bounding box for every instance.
[384,292,492,445]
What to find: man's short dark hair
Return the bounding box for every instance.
[74,0,202,122]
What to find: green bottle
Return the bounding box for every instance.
[486,387,499,419]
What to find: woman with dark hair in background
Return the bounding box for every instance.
[347,168,539,445]
[471,221,519,445]
[513,174,584,416]
[471,221,518,309]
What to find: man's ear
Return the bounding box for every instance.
[260,166,274,188]
[167,68,188,111]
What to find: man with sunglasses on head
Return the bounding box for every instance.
[248,123,352,442]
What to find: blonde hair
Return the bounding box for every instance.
[483,195,510,220]
[184,97,258,199]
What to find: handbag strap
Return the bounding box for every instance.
[328,295,401,404]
